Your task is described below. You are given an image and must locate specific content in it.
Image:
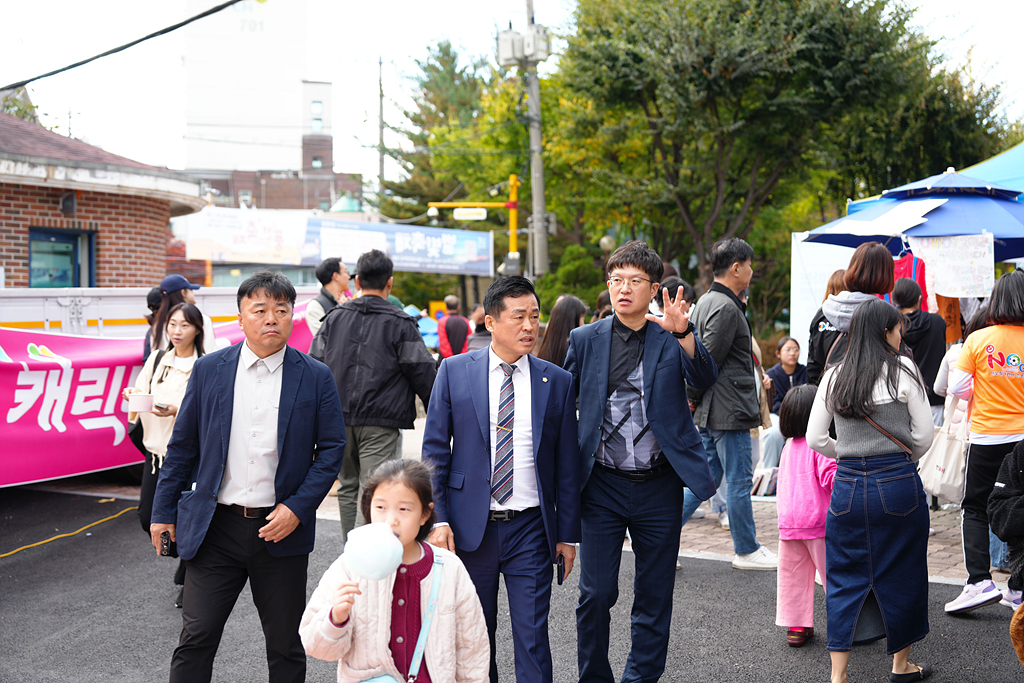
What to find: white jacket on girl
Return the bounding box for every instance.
[300,544,489,683]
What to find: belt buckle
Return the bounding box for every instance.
[243,506,261,519]
[491,510,512,522]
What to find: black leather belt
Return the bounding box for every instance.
[219,503,274,519]
[488,506,539,522]
[597,461,671,482]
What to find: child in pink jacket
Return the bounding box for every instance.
[775,385,837,647]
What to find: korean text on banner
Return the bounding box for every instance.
[907,234,995,298]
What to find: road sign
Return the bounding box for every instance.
[453,207,488,221]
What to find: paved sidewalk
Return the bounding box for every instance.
[674,499,988,584]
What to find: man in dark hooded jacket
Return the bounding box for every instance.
[893,278,947,425]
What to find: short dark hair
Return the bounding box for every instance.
[359,459,437,542]
[987,270,1024,325]
[483,276,537,318]
[236,270,296,310]
[657,276,695,309]
[843,242,894,295]
[444,295,460,311]
[315,258,343,286]
[779,385,817,439]
[606,241,664,282]
[710,238,754,278]
[892,278,922,309]
[355,249,393,290]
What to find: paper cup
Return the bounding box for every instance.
[128,393,154,413]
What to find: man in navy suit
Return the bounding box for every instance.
[423,276,580,683]
[151,270,345,683]
[564,241,718,683]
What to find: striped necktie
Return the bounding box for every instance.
[491,362,515,504]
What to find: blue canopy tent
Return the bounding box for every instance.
[806,173,1024,261]
[848,143,1024,214]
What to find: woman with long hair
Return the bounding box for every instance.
[944,269,1024,614]
[536,295,587,367]
[152,274,218,354]
[807,245,893,383]
[807,298,935,683]
[123,302,207,607]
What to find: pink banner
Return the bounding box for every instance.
[1,307,313,487]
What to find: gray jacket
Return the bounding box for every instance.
[686,283,760,431]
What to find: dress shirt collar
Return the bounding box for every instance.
[612,313,646,343]
[240,339,287,373]
[488,345,530,375]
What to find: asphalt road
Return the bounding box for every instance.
[1,488,1019,682]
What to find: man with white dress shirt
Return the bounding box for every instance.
[150,270,346,683]
[423,276,580,683]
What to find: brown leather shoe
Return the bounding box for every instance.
[787,627,813,647]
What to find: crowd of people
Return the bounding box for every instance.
[127,240,1024,683]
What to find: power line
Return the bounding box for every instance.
[0,0,244,91]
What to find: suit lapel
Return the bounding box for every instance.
[277,347,303,457]
[217,344,242,463]
[529,356,550,458]
[591,319,611,400]
[643,325,668,410]
[467,352,490,451]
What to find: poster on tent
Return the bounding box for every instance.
[183,207,494,277]
[907,233,995,298]
[0,308,313,487]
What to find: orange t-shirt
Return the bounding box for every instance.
[956,325,1024,435]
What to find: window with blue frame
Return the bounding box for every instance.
[29,228,95,288]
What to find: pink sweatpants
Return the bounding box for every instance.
[775,537,827,628]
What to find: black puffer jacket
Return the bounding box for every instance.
[312,295,436,429]
[901,308,947,407]
[989,440,1024,544]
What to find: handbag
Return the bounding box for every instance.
[128,349,166,456]
[361,553,444,683]
[917,396,969,503]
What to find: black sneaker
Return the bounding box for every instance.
[175,587,184,609]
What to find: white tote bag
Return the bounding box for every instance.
[917,397,969,503]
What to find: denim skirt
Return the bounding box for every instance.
[825,453,929,653]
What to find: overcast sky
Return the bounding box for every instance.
[3,0,1021,187]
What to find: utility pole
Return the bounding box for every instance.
[497,6,551,277]
[378,57,385,194]
[525,0,548,275]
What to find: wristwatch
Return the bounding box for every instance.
[672,321,695,339]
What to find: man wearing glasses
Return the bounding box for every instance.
[564,241,718,683]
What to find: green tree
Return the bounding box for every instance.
[560,0,926,290]
[533,244,607,314]
[1,87,40,123]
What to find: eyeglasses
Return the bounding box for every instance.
[607,275,653,289]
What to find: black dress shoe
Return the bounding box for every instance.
[889,663,933,682]
[174,587,184,609]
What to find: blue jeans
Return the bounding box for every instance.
[682,428,759,556]
[991,528,1010,570]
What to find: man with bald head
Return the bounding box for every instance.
[438,294,471,358]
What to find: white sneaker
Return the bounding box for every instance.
[944,580,1003,614]
[691,507,707,519]
[732,545,778,570]
[1001,588,1023,610]
[719,511,730,530]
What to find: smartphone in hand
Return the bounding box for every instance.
[154,402,169,410]
[160,531,172,556]
[557,555,565,585]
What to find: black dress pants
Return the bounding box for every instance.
[139,451,186,585]
[169,505,308,683]
[962,440,1023,585]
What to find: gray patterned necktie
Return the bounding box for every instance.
[491,362,515,504]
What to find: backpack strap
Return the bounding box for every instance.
[823,332,846,370]
[406,553,443,683]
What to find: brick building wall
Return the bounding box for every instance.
[0,182,171,288]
